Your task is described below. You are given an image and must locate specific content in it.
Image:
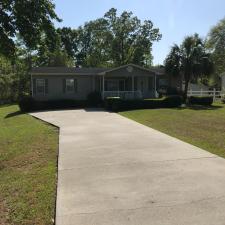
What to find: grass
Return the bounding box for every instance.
[0,105,58,225]
[120,103,225,158]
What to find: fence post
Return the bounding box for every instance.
[190,89,192,96]
[200,88,203,96]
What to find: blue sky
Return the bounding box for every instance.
[53,0,225,65]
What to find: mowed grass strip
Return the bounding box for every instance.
[0,105,58,225]
[120,103,225,158]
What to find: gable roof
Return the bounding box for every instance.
[30,64,165,76]
[30,67,108,75]
[99,64,164,75]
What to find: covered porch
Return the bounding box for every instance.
[100,75,157,99]
[97,65,159,100]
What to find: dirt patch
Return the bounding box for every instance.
[0,197,10,225]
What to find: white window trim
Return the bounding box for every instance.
[36,78,45,95]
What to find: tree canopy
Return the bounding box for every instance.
[0,0,61,58]
[165,34,214,101]
[206,17,225,77]
[55,8,162,67]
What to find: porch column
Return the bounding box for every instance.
[102,75,105,100]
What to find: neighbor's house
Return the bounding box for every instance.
[30,64,182,101]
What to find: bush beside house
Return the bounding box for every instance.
[221,96,225,104]
[188,96,213,106]
[87,91,102,106]
[19,94,183,112]
[18,96,36,112]
[19,94,215,113]
[19,97,87,112]
[105,95,183,112]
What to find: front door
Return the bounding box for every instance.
[137,77,154,98]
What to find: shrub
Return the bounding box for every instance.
[188,96,213,106]
[104,95,182,112]
[35,100,87,110]
[18,96,35,112]
[87,91,102,106]
[222,96,225,104]
[104,97,121,111]
[163,95,183,107]
[19,98,88,112]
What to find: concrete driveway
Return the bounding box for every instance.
[31,109,225,225]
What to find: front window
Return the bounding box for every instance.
[66,79,75,92]
[36,79,45,95]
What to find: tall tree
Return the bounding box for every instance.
[57,27,79,60]
[104,8,161,67]
[165,34,213,102]
[0,0,61,58]
[74,8,161,67]
[206,17,225,79]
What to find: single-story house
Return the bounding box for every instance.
[30,64,182,101]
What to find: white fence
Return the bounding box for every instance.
[188,88,225,101]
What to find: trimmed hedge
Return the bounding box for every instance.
[188,96,213,106]
[222,96,225,104]
[18,96,36,112]
[87,91,102,106]
[18,97,87,112]
[105,95,183,112]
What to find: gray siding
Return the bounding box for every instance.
[32,75,94,101]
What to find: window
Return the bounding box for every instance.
[66,79,76,93]
[36,79,45,95]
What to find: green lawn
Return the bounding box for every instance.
[0,105,58,225]
[120,103,225,158]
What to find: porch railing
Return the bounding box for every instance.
[102,91,142,99]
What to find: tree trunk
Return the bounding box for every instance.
[183,78,190,103]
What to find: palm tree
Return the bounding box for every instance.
[165,34,214,102]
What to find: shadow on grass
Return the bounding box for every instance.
[187,105,223,110]
[171,104,223,111]
[5,110,23,118]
